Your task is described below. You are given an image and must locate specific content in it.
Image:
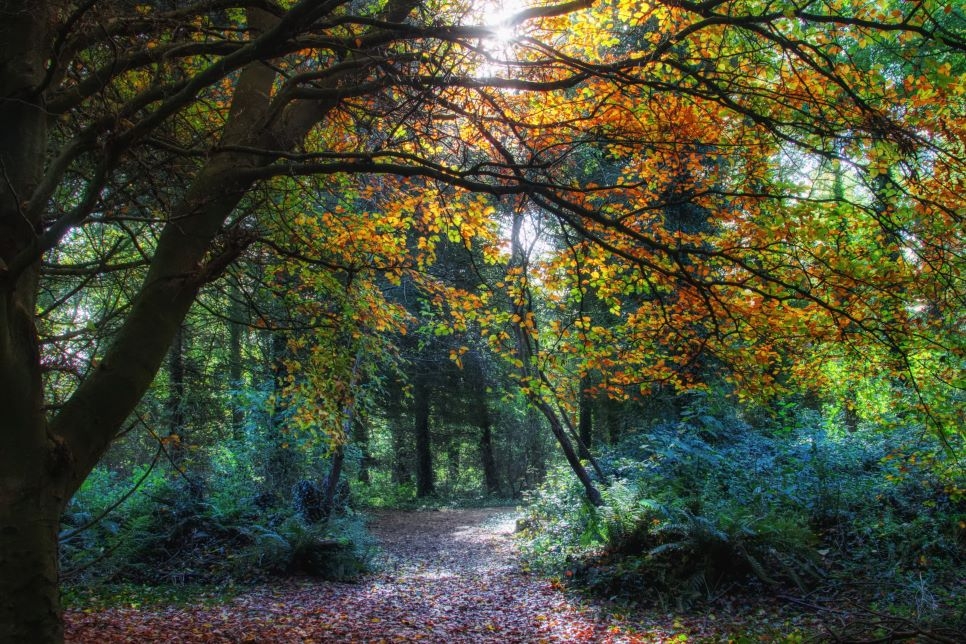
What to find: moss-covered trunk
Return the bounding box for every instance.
[0,8,282,639]
[0,479,65,643]
[0,2,65,639]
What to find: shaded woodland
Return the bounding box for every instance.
[0,0,964,641]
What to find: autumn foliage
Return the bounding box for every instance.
[0,0,964,641]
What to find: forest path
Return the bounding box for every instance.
[66,507,646,643]
[64,508,832,642]
[62,511,894,642]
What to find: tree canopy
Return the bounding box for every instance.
[1,0,963,640]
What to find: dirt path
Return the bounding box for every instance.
[66,507,640,642]
[369,507,521,575]
[67,508,815,642]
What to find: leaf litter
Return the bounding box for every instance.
[66,508,823,642]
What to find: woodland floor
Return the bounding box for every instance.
[65,508,837,642]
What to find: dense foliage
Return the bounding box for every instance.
[0,0,963,640]
[520,395,965,631]
[61,445,373,587]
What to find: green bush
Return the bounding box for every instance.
[519,402,965,615]
[61,446,375,587]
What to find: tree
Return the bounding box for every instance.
[2,0,963,640]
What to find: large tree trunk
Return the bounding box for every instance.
[0,9,306,639]
[0,2,65,640]
[0,489,65,643]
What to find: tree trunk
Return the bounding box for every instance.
[322,347,363,517]
[413,374,434,497]
[11,13,305,635]
[507,211,603,506]
[229,282,246,441]
[390,417,412,485]
[525,407,547,486]
[478,394,500,496]
[0,2,65,639]
[605,398,621,445]
[166,324,187,462]
[578,376,593,461]
[353,417,371,484]
[534,397,604,506]
[1,3,416,639]
[321,446,345,519]
[0,488,64,643]
[385,375,411,484]
[267,331,298,494]
[447,441,461,488]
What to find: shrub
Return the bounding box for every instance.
[61,450,374,587]
[519,402,965,614]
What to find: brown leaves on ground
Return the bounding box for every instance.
[65,508,819,642]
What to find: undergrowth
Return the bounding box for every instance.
[518,401,965,632]
[60,441,375,591]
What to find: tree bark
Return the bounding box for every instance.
[229,282,246,441]
[525,407,547,486]
[353,417,371,484]
[1,2,421,639]
[322,347,363,518]
[578,376,593,461]
[0,8,314,640]
[0,2,66,640]
[321,446,345,518]
[479,411,500,496]
[413,374,434,497]
[605,398,621,445]
[476,382,500,495]
[266,331,297,494]
[0,491,64,644]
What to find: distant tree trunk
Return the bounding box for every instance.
[383,376,411,484]
[166,324,186,461]
[447,441,460,487]
[321,446,345,518]
[322,347,362,518]
[228,283,246,441]
[267,332,297,494]
[353,417,371,484]
[390,417,412,485]
[525,407,547,486]
[843,391,860,433]
[479,407,500,496]
[605,399,621,445]
[414,375,434,497]
[578,376,593,460]
[508,211,603,506]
